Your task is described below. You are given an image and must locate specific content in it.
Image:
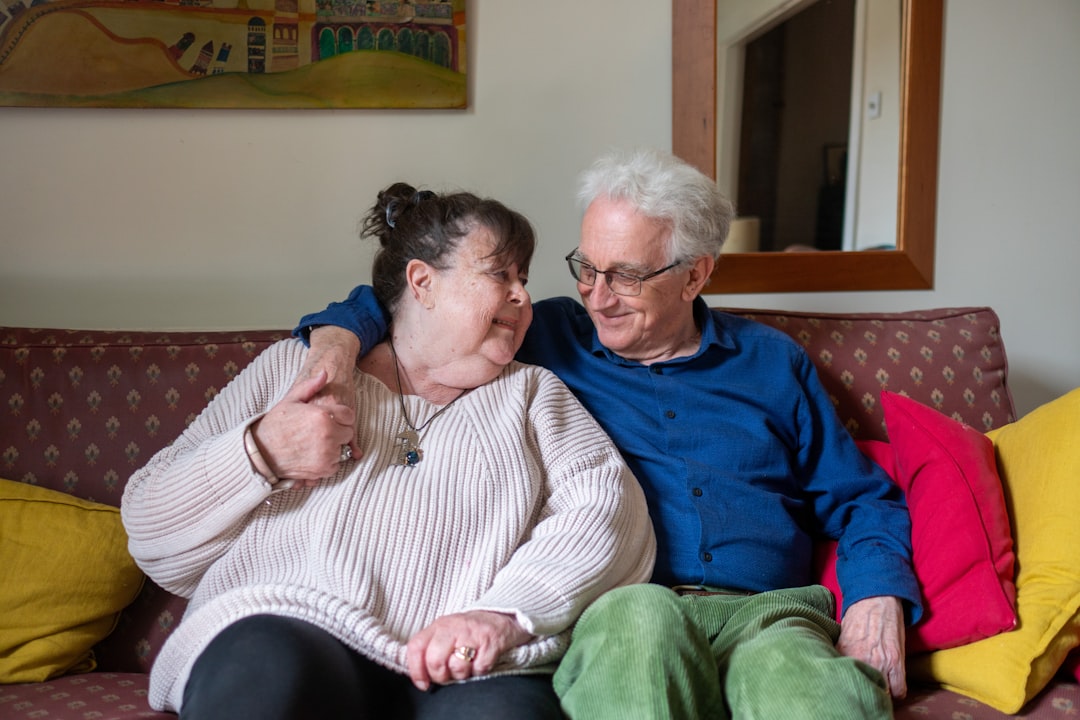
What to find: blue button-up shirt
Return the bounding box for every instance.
[297,288,921,618]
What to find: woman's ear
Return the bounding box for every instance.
[405,259,436,308]
[683,255,716,300]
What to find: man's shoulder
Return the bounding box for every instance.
[707,308,805,351]
[533,296,585,319]
[528,296,593,339]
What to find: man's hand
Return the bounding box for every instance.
[406,610,533,691]
[837,595,907,699]
[294,326,362,457]
[250,370,354,482]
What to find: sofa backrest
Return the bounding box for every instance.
[0,327,288,672]
[721,306,1015,441]
[0,307,1016,671]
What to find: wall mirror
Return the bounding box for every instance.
[673,0,943,292]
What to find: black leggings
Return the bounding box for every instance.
[180,615,562,720]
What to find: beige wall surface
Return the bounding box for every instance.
[2,0,1078,417]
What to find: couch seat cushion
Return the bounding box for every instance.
[0,672,174,719]
[895,680,1080,719]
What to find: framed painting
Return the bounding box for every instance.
[0,0,466,108]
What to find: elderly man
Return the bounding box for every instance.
[293,148,920,719]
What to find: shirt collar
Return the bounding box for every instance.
[586,297,735,366]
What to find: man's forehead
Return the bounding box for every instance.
[578,236,665,270]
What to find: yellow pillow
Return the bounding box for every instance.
[909,387,1080,712]
[0,479,145,683]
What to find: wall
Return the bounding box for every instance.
[1,0,1078,418]
[1,0,670,327]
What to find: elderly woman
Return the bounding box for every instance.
[121,183,656,720]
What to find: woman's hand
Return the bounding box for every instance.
[406,610,533,691]
[250,370,355,483]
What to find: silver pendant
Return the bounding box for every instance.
[396,429,423,467]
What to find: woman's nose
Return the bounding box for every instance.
[508,281,529,305]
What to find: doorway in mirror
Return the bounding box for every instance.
[737,0,855,252]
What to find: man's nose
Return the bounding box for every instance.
[586,275,618,306]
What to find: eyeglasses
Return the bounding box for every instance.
[564,251,682,297]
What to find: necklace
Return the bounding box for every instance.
[388,337,468,467]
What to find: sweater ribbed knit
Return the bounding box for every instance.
[122,339,655,712]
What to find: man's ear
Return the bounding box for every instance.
[405,259,435,308]
[683,255,715,300]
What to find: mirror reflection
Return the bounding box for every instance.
[721,0,901,253]
[672,0,940,292]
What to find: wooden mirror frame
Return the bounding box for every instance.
[673,0,943,293]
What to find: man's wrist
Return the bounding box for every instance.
[309,325,363,363]
[243,426,278,484]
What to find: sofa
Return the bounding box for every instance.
[1,307,1078,719]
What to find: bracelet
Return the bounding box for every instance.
[243,426,278,484]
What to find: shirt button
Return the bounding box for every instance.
[692,488,703,497]
[650,366,663,374]
[702,552,713,563]
[665,410,676,419]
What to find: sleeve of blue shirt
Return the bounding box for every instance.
[794,350,922,623]
[292,285,389,352]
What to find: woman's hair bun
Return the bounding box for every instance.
[379,184,438,231]
[378,182,416,231]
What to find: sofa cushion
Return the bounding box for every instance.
[723,307,1014,442]
[813,392,1017,652]
[1064,650,1080,683]
[909,387,1080,713]
[879,390,1017,652]
[0,672,175,719]
[0,478,144,683]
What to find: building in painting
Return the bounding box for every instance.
[211,42,232,75]
[247,16,266,73]
[168,32,196,61]
[190,40,213,74]
[311,0,463,71]
[270,0,298,71]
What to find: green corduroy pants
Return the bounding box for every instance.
[553,583,892,720]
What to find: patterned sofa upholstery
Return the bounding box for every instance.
[1,308,1077,719]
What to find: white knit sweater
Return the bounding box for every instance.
[122,339,655,712]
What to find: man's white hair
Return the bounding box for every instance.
[577,147,735,262]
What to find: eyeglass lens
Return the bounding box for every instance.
[568,257,642,296]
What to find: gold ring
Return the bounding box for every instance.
[453,645,477,662]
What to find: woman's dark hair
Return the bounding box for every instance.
[361,182,536,312]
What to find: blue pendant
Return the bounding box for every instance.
[396,429,423,467]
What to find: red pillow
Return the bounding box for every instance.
[814,391,1018,653]
[1065,650,1080,683]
